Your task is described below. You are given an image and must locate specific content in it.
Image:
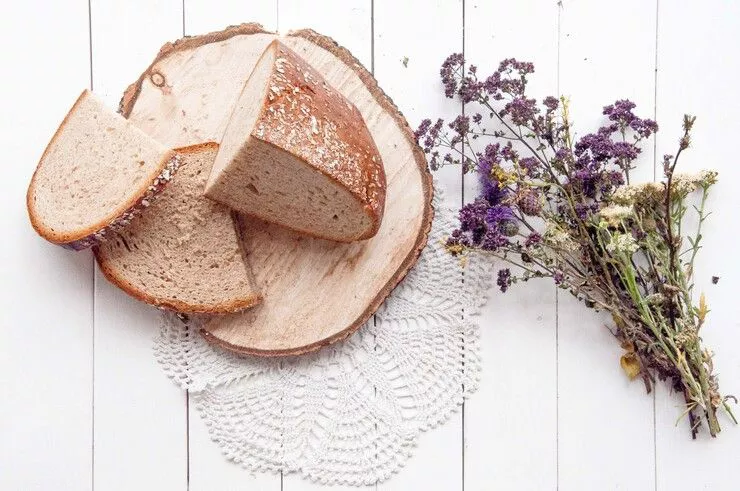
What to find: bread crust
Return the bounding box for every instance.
[93,142,263,314]
[95,255,263,314]
[118,25,434,357]
[248,40,386,240]
[27,89,181,250]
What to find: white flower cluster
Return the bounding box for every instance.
[599,205,634,227]
[544,222,578,251]
[611,182,664,205]
[610,170,717,206]
[671,173,698,196]
[672,170,719,195]
[696,169,719,186]
[606,232,639,255]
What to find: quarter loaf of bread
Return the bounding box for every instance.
[204,40,386,242]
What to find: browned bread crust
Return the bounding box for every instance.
[26,89,181,250]
[253,40,385,240]
[94,142,263,314]
[118,25,434,357]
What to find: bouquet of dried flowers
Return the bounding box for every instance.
[417,54,737,437]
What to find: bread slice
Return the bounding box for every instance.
[204,40,386,242]
[27,89,180,250]
[94,143,261,314]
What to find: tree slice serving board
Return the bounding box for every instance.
[119,24,433,356]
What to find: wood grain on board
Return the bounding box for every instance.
[118,25,433,357]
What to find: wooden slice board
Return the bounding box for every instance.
[120,24,433,356]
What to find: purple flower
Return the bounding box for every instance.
[500,142,519,162]
[553,271,565,285]
[575,132,615,162]
[485,205,515,227]
[497,268,512,292]
[449,115,470,137]
[603,99,658,138]
[482,72,503,98]
[482,229,510,252]
[612,141,640,161]
[417,118,445,154]
[482,143,502,164]
[555,147,573,163]
[502,96,539,127]
[607,170,625,187]
[459,199,488,234]
[630,118,659,138]
[543,96,559,111]
[415,119,432,142]
[603,99,637,125]
[478,146,508,205]
[519,157,540,177]
[525,232,542,247]
[574,202,599,219]
[440,53,464,98]
[459,76,482,103]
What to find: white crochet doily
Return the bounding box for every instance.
[154,188,493,485]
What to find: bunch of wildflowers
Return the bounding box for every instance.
[417,54,735,438]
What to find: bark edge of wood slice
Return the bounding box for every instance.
[119,23,433,357]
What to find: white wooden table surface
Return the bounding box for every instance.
[2,1,739,489]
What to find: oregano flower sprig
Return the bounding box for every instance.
[417,53,736,438]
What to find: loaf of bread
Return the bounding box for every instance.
[204,40,386,242]
[95,143,262,314]
[27,89,180,250]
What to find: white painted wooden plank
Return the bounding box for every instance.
[278,1,376,489]
[0,3,93,490]
[90,2,188,490]
[462,2,558,490]
[375,0,462,209]
[374,1,463,489]
[182,2,281,490]
[655,2,740,489]
[558,2,657,489]
[184,0,277,36]
[188,406,281,491]
[278,0,371,68]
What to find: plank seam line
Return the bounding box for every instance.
[555,2,562,490]
[461,2,467,491]
[652,2,660,490]
[87,1,95,489]
[276,5,284,490]
[370,3,380,488]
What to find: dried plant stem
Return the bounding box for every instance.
[423,54,735,437]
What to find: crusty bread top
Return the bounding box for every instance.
[253,40,386,233]
[27,89,178,248]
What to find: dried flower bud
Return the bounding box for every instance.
[642,216,657,232]
[518,188,543,216]
[499,220,519,237]
[660,283,681,296]
[645,293,665,306]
